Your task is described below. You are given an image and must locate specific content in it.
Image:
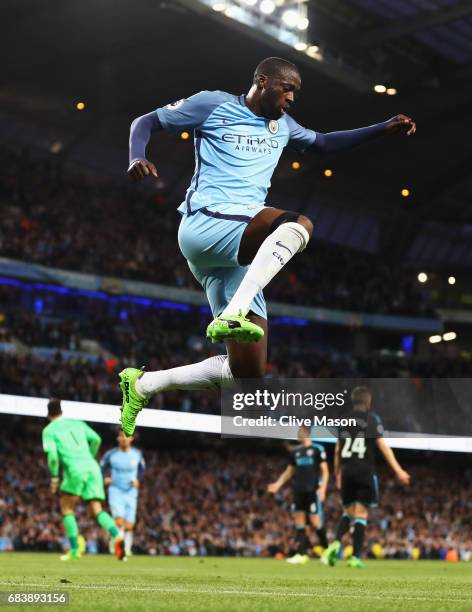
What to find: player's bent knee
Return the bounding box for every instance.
[60,501,75,514]
[60,495,77,514]
[89,501,103,517]
[270,211,313,238]
[297,214,314,237]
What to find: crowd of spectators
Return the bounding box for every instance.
[0,145,442,316]
[1,307,472,419]
[1,427,471,560]
[1,288,471,426]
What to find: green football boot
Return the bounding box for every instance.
[119,367,148,436]
[78,535,86,555]
[206,314,264,344]
[325,540,341,567]
[60,550,81,561]
[348,556,366,568]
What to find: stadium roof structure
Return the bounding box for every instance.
[1,0,472,265]
[186,0,472,92]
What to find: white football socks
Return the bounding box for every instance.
[135,355,233,397]
[221,222,310,318]
[124,531,133,556]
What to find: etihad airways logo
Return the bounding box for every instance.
[222,134,279,148]
[222,133,279,155]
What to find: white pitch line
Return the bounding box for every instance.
[0,582,470,603]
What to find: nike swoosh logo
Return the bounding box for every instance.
[275,241,293,256]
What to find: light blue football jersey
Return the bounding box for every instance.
[100,447,145,492]
[156,91,316,214]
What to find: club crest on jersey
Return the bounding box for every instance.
[268,119,279,134]
[165,99,185,110]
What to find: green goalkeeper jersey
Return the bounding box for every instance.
[42,417,102,478]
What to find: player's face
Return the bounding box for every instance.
[297,425,310,442]
[260,71,301,119]
[117,431,133,449]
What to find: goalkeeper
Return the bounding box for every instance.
[42,398,124,561]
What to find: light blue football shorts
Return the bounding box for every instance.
[178,203,268,320]
[108,485,138,524]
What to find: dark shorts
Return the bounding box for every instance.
[342,472,379,508]
[291,491,322,515]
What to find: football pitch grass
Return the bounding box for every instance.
[1,554,471,611]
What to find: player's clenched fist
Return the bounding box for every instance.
[127,159,158,180]
[385,114,416,136]
[396,469,411,486]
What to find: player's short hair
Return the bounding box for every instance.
[47,398,62,418]
[351,386,372,409]
[115,426,137,441]
[298,424,311,438]
[253,57,300,83]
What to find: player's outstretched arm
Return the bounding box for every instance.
[128,112,161,180]
[376,437,411,486]
[267,465,295,494]
[311,114,416,155]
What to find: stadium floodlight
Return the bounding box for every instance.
[374,84,386,93]
[225,4,241,17]
[282,9,299,27]
[386,88,397,96]
[448,276,456,285]
[212,2,226,11]
[443,331,457,341]
[418,272,428,283]
[297,17,309,30]
[429,335,442,344]
[243,0,258,4]
[305,44,320,58]
[294,41,308,51]
[260,0,275,14]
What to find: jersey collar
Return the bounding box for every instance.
[239,94,265,121]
